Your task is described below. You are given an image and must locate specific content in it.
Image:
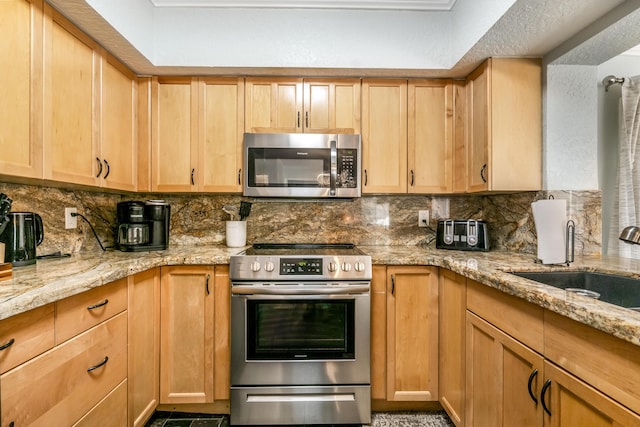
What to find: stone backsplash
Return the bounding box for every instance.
[0,182,601,257]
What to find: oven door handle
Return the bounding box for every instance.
[231,286,370,295]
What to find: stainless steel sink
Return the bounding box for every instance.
[510,271,640,310]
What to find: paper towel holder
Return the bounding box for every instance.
[619,225,640,244]
[534,219,575,266]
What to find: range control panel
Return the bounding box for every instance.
[280,258,323,275]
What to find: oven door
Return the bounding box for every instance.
[231,286,370,386]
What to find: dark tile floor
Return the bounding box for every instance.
[144,411,453,427]
[144,412,228,427]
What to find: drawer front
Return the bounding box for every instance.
[73,379,128,427]
[56,278,127,344]
[466,279,544,353]
[0,303,55,374]
[1,312,127,427]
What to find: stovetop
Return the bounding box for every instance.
[230,243,372,281]
[244,243,365,257]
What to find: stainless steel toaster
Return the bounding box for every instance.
[436,219,490,251]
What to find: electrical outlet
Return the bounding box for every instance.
[65,207,77,229]
[418,210,429,227]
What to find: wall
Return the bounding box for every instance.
[0,182,601,260]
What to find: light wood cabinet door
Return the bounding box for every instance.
[386,266,438,401]
[370,265,388,401]
[452,81,467,193]
[303,79,361,134]
[43,7,100,186]
[362,79,408,194]
[128,268,161,427]
[198,77,245,192]
[465,311,544,427]
[160,265,215,404]
[439,269,466,426]
[214,265,231,401]
[0,0,43,179]
[152,77,198,192]
[465,58,542,193]
[245,78,303,133]
[466,62,489,193]
[408,79,453,194]
[542,361,640,427]
[100,53,138,191]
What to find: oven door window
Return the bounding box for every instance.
[246,299,355,360]
[247,148,330,188]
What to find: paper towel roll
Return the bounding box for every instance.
[531,199,567,264]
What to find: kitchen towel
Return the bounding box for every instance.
[531,199,567,264]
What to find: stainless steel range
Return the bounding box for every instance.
[229,243,372,426]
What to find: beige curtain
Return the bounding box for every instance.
[609,75,640,258]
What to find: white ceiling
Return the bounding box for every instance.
[46,0,640,77]
[149,0,458,10]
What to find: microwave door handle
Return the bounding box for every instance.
[330,140,337,196]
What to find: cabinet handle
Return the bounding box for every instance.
[364,169,368,186]
[87,356,109,372]
[391,274,395,295]
[103,159,110,179]
[541,379,552,416]
[480,164,487,183]
[238,169,242,186]
[95,157,103,178]
[297,111,300,128]
[191,168,195,185]
[305,111,309,128]
[527,368,538,404]
[410,170,414,186]
[0,338,15,351]
[206,273,211,295]
[87,299,109,310]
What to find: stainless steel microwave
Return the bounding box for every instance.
[243,133,361,198]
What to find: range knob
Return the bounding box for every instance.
[250,261,261,272]
[341,262,352,272]
[328,261,338,272]
[264,261,275,272]
[354,262,366,272]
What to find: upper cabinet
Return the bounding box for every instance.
[42,7,138,190]
[408,80,454,194]
[245,78,360,134]
[465,58,542,192]
[362,79,408,194]
[0,0,43,179]
[363,79,455,194]
[151,77,244,192]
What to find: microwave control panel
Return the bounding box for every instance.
[337,149,358,188]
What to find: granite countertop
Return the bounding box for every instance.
[2,244,640,348]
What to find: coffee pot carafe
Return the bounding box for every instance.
[0,212,44,266]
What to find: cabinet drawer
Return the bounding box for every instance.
[545,310,640,416]
[73,379,128,427]
[56,278,127,344]
[1,312,127,426]
[466,279,543,353]
[0,303,55,374]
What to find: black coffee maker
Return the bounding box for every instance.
[116,200,170,252]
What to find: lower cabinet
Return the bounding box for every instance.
[438,269,466,426]
[1,312,128,426]
[158,265,230,408]
[160,265,215,404]
[371,265,439,405]
[128,267,161,427]
[465,311,543,427]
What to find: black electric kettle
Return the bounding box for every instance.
[0,212,44,266]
